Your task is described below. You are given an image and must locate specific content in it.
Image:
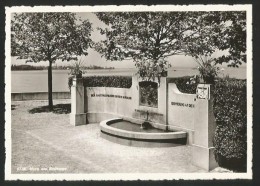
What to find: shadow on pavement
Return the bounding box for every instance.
[28,104,71,114]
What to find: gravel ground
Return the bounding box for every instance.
[10,100,229,174]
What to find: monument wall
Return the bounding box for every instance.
[83,76,201,143]
[71,76,218,171]
[85,87,134,122]
[167,83,196,144]
[85,76,167,126]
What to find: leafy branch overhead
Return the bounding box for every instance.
[94,12,246,80]
[183,12,246,67]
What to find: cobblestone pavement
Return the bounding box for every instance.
[10,100,210,174]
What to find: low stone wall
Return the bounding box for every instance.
[167,83,196,144]
[11,92,70,101]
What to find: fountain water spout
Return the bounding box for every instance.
[141,111,151,129]
[146,111,149,121]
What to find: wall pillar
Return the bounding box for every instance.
[192,84,218,171]
[70,78,86,126]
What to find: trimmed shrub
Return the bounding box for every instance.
[167,76,197,94]
[68,76,132,89]
[213,78,247,172]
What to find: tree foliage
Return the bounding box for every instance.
[183,11,246,67]
[214,12,246,67]
[11,13,92,62]
[95,11,246,80]
[11,13,93,109]
[95,12,194,80]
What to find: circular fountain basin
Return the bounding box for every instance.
[100,118,187,147]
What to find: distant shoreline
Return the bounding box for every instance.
[11,64,246,71]
[11,64,115,71]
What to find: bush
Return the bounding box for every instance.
[198,60,219,84]
[213,78,247,172]
[167,76,197,94]
[68,76,132,89]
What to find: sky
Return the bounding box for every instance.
[11,12,246,69]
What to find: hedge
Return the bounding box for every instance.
[68,76,132,89]
[213,78,247,172]
[167,76,197,94]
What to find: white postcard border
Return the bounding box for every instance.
[5,4,253,180]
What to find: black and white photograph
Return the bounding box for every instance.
[5,5,252,180]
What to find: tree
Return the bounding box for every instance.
[95,12,197,81]
[182,11,246,65]
[11,13,92,110]
[181,11,246,83]
[95,12,246,81]
[181,12,228,84]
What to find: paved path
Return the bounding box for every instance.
[11,100,207,174]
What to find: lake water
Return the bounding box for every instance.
[11,67,246,93]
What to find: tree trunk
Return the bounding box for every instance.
[48,60,53,110]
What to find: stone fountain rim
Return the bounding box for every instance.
[100,118,187,140]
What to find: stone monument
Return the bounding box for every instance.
[192,84,218,171]
[70,78,86,126]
